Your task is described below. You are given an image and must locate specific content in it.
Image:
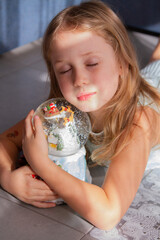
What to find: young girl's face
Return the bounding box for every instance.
[51,30,121,115]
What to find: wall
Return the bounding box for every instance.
[103,0,160,34]
[0,0,160,54]
[0,0,82,54]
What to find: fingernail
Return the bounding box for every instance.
[34,115,39,120]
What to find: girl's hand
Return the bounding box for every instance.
[22,110,50,173]
[0,165,59,208]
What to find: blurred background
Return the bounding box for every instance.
[0,0,160,54]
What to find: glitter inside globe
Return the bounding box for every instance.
[33,98,91,157]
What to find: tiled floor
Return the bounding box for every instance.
[0,32,159,240]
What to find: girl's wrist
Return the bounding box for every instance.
[37,157,57,184]
[31,156,53,177]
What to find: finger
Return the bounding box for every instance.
[23,110,34,136]
[21,166,57,194]
[28,109,35,117]
[23,167,55,191]
[24,110,35,137]
[29,192,59,201]
[34,115,44,138]
[41,191,59,198]
[32,201,56,208]
[29,184,59,198]
[31,176,55,191]
[29,176,58,196]
[23,185,60,202]
[34,180,58,197]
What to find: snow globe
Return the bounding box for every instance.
[33,98,91,203]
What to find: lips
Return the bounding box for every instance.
[77,92,96,101]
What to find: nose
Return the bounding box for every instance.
[73,68,89,87]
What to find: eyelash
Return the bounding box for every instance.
[87,63,98,67]
[59,63,98,74]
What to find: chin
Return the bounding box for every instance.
[67,98,100,112]
[77,104,98,113]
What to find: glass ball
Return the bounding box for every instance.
[33,98,91,157]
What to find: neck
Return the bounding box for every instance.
[88,109,105,133]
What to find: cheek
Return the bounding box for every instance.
[97,70,119,96]
[57,80,70,97]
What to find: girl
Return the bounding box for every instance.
[0,0,160,230]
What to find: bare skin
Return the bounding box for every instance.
[0,116,58,208]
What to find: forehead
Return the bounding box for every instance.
[53,30,101,47]
[51,30,113,60]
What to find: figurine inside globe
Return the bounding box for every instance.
[33,98,91,157]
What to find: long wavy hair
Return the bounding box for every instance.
[42,0,160,164]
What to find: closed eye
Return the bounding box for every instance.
[60,68,72,74]
[87,63,98,67]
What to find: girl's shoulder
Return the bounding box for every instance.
[134,106,160,147]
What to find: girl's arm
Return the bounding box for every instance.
[23,108,159,229]
[0,119,24,174]
[0,113,57,207]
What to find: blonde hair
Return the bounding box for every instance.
[43,0,160,164]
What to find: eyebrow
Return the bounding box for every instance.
[80,51,93,57]
[54,51,97,64]
[55,59,63,64]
